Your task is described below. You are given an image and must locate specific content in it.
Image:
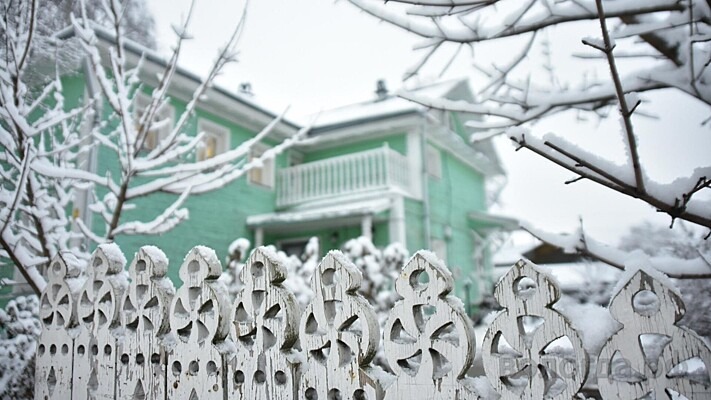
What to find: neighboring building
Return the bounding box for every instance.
[494,238,621,304]
[2,27,514,304]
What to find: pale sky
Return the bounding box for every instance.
[148,0,711,245]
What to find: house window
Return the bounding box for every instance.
[196,119,230,161]
[425,144,442,179]
[248,143,275,188]
[134,93,174,151]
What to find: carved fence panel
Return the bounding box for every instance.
[482,260,588,399]
[35,254,80,400]
[597,269,711,399]
[117,246,174,400]
[72,245,127,400]
[33,245,711,400]
[298,251,384,399]
[166,247,230,400]
[383,251,477,399]
[227,247,300,399]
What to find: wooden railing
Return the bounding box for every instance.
[276,145,410,208]
[34,244,711,399]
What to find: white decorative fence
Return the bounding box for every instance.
[34,244,711,399]
[276,145,410,208]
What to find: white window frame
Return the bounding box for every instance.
[134,92,175,151]
[425,143,442,179]
[248,143,275,189]
[196,118,231,161]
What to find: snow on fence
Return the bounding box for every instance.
[34,244,711,399]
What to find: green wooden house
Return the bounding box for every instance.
[3,27,516,304]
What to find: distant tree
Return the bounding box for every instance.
[619,221,711,259]
[38,0,156,49]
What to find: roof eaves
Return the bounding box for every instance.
[309,109,420,135]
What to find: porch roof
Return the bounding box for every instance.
[246,198,392,230]
[468,210,519,231]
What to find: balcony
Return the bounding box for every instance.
[276,145,410,208]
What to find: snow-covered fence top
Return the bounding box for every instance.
[34,244,711,399]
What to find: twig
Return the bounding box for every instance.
[593,0,646,195]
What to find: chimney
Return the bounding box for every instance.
[239,82,253,96]
[375,79,388,100]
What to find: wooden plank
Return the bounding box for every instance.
[383,251,480,399]
[481,260,588,400]
[227,247,301,399]
[35,254,80,400]
[117,246,175,400]
[73,245,127,400]
[597,269,711,399]
[298,251,384,400]
[165,247,231,400]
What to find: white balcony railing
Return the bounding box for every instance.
[276,145,410,208]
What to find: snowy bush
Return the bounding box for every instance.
[221,236,409,369]
[221,237,320,307]
[0,296,41,399]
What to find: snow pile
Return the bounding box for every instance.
[228,238,250,261]
[0,296,41,399]
[557,300,620,355]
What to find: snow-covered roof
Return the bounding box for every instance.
[247,198,391,228]
[308,79,467,132]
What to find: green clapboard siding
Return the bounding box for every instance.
[426,143,486,300]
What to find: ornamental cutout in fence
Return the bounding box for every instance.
[34,245,711,400]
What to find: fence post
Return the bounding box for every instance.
[298,251,384,399]
[597,268,711,399]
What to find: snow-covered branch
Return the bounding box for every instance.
[1,0,89,295]
[522,222,711,279]
[70,0,301,244]
[348,0,682,43]
[509,129,711,229]
[346,0,711,234]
